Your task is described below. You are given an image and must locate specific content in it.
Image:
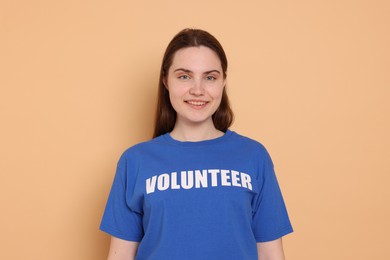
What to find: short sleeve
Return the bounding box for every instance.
[252,149,293,242]
[99,153,144,241]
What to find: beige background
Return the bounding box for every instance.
[1,0,389,259]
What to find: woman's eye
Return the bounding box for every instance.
[206,76,216,81]
[178,75,190,80]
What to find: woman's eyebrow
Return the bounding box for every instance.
[203,70,221,75]
[174,68,192,73]
[173,68,221,75]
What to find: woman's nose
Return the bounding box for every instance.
[189,79,205,96]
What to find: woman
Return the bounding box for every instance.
[100,28,293,260]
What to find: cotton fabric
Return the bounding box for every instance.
[100,130,293,259]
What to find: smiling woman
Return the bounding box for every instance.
[165,46,226,138]
[100,28,293,260]
[154,28,233,140]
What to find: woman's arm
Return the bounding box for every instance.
[257,238,285,260]
[107,236,139,260]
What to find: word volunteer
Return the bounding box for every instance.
[146,169,253,194]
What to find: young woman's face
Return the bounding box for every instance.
[165,46,226,128]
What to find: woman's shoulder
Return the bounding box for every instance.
[121,135,166,154]
[229,130,269,153]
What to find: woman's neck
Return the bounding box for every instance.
[170,121,224,142]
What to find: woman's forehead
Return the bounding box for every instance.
[170,46,222,72]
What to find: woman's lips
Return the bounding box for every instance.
[185,100,209,109]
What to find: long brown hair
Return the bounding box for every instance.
[153,28,234,138]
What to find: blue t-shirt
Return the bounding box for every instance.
[100,130,293,259]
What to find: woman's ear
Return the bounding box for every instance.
[163,77,168,90]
